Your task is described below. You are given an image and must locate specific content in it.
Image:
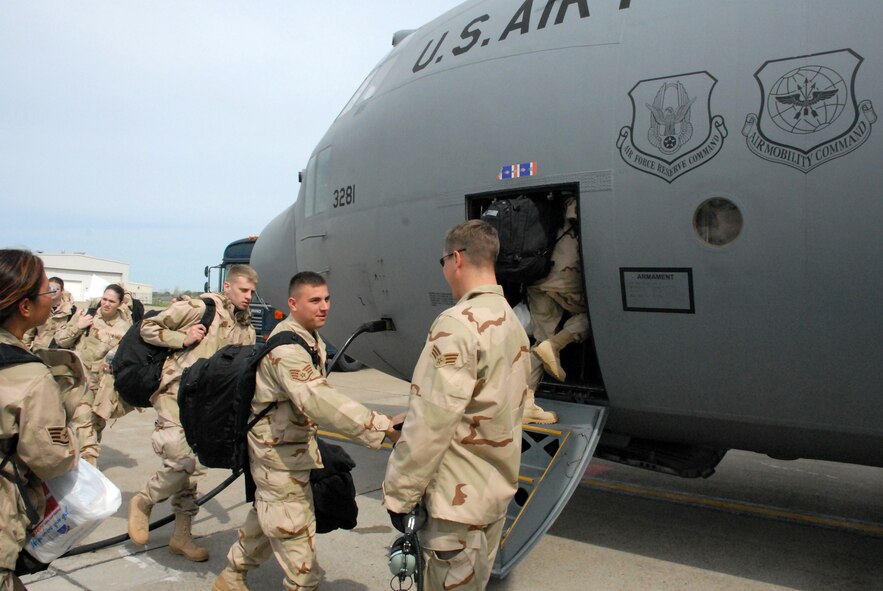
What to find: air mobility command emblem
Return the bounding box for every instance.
[742,48,876,173]
[431,345,459,368]
[618,71,727,183]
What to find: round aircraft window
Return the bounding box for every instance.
[694,197,743,246]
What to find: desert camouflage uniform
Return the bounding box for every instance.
[92,372,135,424]
[527,195,588,342]
[223,315,391,590]
[526,195,589,386]
[383,284,530,591]
[53,309,130,464]
[22,291,76,351]
[0,329,79,590]
[138,293,254,515]
[120,293,133,323]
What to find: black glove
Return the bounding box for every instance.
[388,505,427,533]
[388,509,408,533]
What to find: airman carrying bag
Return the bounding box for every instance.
[178,332,360,532]
[111,298,215,408]
[178,330,315,470]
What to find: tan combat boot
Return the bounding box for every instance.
[212,567,251,591]
[533,330,577,382]
[522,390,558,425]
[127,492,154,546]
[169,513,209,562]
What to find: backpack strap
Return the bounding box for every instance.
[0,345,48,526]
[0,344,42,368]
[82,306,100,337]
[245,331,320,432]
[263,331,320,368]
[179,298,217,353]
[0,439,41,525]
[198,297,216,330]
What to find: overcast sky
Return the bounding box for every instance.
[0,1,464,291]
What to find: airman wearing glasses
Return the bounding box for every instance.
[22,277,76,350]
[0,250,79,590]
[383,219,531,591]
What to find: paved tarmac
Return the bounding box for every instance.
[22,368,883,591]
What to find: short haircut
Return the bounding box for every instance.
[226,264,259,286]
[104,284,125,302]
[444,219,499,267]
[288,271,327,297]
[49,276,65,289]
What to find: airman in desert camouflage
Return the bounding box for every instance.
[213,271,401,591]
[383,220,530,591]
[22,278,76,351]
[128,265,257,563]
[0,250,79,591]
[525,193,588,424]
[53,284,131,466]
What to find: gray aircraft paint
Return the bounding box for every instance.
[251,0,882,468]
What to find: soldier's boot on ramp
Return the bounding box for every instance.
[127,492,154,546]
[523,391,558,425]
[169,513,209,562]
[212,568,251,591]
[534,330,577,382]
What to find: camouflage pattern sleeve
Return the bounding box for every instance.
[140,299,205,349]
[16,370,78,480]
[269,343,391,449]
[53,310,86,349]
[382,314,475,513]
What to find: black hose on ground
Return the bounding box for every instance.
[63,468,243,557]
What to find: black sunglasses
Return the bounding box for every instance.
[439,248,467,267]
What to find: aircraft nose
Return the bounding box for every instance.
[250,203,297,311]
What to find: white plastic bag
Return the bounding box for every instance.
[24,459,122,563]
[512,301,533,336]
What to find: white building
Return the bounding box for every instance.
[125,281,153,304]
[38,252,153,304]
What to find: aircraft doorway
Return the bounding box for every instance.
[467,184,607,405]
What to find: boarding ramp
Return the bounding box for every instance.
[493,398,607,578]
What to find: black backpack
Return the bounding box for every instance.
[111,298,215,408]
[481,194,565,284]
[130,298,145,324]
[178,331,318,471]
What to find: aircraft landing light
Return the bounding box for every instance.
[582,478,883,538]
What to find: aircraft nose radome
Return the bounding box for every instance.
[250,203,297,312]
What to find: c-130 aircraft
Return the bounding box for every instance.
[251,0,882,575]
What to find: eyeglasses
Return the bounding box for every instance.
[34,287,59,297]
[439,248,467,267]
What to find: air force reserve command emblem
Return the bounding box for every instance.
[742,49,876,173]
[617,71,727,183]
